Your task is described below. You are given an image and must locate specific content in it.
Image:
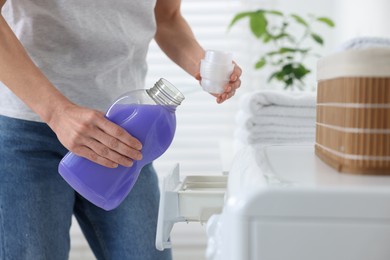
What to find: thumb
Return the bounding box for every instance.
[194,72,201,81]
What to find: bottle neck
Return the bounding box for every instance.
[146,78,185,108]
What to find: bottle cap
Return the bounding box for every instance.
[204,50,233,65]
[200,50,234,94]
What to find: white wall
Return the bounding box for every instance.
[234,0,390,92]
[336,0,390,42]
[272,0,390,53]
[230,0,339,91]
[275,0,338,50]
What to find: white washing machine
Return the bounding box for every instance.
[156,144,390,260]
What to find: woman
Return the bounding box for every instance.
[0,0,242,259]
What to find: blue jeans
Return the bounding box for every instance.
[0,115,171,260]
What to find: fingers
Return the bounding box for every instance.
[73,145,122,169]
[89,115,143,167]
[66,109,143,168]
[97,118,142,151]
[216,88,237,103]
[85,137,135,168]
[230,61,242,82]
[91,128,143,166]
[216,80,241,103]
[194,71,201,81]
[216,62,242,104]
[96,130,142,161]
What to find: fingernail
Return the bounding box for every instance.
[112,163,119,168]
[231,75,237,81]
[125,160,133,167]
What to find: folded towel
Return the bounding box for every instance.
[233,138,314,152]
[244,105,316,118]
[235,110,316,130]
[338,37,390,51]
[246,125,315,135]
[235,126,315,138]
[234,90,317,148]
[239,90,316,116]
[234,127,315,144]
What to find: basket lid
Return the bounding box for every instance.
[317,48,390,80]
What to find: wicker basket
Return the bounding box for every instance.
[316,48,390,174]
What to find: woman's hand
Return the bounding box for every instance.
[48,103,143,168]
[196,62,242,103]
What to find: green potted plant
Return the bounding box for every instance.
[229,9,335,90]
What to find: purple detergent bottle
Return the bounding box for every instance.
[58,78,184,210]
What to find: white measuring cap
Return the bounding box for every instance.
[200,50,234,94]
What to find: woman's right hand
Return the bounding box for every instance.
[48,103,143,168]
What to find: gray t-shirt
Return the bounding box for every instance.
[0,0,157,122]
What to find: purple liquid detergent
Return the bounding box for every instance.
[59,104,175,210]
[58,79,184,210]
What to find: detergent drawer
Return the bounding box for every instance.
[155,164,227,251]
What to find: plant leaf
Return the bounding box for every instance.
[265,10,283,16]
[273,33,290,40]
[255,58,266,69]
[293,64,311,80]
[249,11,267,38]
[281,63,294,74]
[267,72,277,82]
[285,78,294,87]
[268,71,284,82]
[262,32,272,43]
[228,11,254,29]
[290,14,308,27]
[317,17,335,27]
[298,48,311,53]
[264,50,279,56]
[311,33,324,45]
[279,47,296,53]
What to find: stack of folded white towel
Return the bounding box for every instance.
[234,90,317,149]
